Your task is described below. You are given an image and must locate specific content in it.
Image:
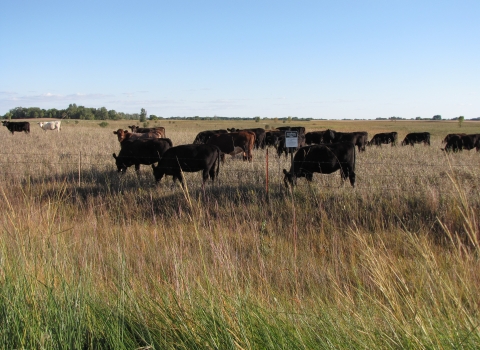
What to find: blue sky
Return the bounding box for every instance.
[1,1,479,119]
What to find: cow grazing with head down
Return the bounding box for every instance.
[38,121,61,132]
[443,133,466,144]
[151,144,221,187]
[2,121,30,134]
[193,129,228,144]
[128,125,166,138]
[112,138,173,173]
[401,132,431,146]
[367,132,398,146]
[283,142,356,187]
[206,131,256,162]
[443,134,480,152]
[113,129,163,143]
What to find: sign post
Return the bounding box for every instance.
[285,131,298,177]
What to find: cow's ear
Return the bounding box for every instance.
[112,153,117,159]
[113,131,117,134]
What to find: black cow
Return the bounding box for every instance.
[276,132,306,158]
[401,132,431,146]
[151,144,221,186]
[367,132,398,146]
[2,121,30,134]
[112,138,173,173]
[305,130,335,145]
[283,142,356,187]
[444,134,480,152]
[275,126,306,135]
[442,133,466,144]
[193,129,228,144]
[265,130,284,148]
[323,129,368,152]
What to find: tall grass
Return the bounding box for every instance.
[0,121,479,348]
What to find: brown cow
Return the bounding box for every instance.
[206,131,256,162]
[113,129,162,143]
[128,125,166,138]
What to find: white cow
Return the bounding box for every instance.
[38,121,61,132]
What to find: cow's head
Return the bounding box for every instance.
[151,163,164,183]
[283,169,297,187]
[113,129,128,142]
[38,122,44,128]
[112,153,127,173]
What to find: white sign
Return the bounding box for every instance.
[285,131,298,148]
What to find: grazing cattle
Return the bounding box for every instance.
[112,138,173,173]
[442,133,466,144]
[128,125,166,138]
[151,144,221,186]
[113,129,162,143]
[283,142,356,187]
[193,129,228,144]
[367,132,398,146]
[443,134,480,152]
[206,131,256,162]
[38,121,61,132]
[401,132,431,146]
[228,128,266,149]
[276,132,306,158]
[443,134,464,152]
[2,121,30,134]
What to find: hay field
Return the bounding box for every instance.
[1,119,479,349]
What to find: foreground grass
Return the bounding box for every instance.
[0,120,479,348]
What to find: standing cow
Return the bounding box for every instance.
[38,121,61,132]
[151,144,221,187]
[401,132,431,146]
[283,142,356,187]
[2,121,30,134]
[367,132,398,146]
[112,138,173,173]
[206,131,256,162]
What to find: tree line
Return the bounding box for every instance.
[2,105,142,121]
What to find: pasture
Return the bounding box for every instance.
[1,119,479,349]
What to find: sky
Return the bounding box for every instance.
[1,0,479,119]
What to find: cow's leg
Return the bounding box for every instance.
[349,169,356,187]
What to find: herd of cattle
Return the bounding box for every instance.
[2,120,479,187]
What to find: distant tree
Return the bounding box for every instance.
[140,108,147,122]
[97,107,108,120]
[458,116,465,127]
[149,114,159,121]
[254,116,260,122]
[287,116,292,123]
[432,115,442,120]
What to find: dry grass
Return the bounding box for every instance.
[0,119,479,348]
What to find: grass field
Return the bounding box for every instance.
[1,119,479,349]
